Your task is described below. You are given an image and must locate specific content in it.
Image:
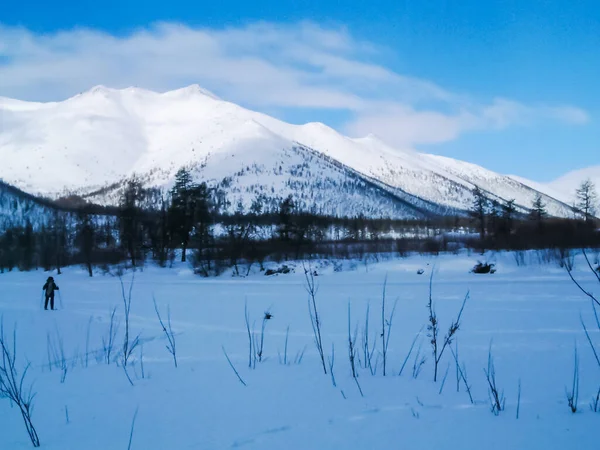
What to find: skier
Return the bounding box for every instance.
[42,276,60,310]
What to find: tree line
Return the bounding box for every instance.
[0,169,598,276]
[468,180,599,251]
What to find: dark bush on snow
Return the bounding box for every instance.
[471,261,496,274]
[265,265,293,276]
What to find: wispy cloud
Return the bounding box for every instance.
[0,22,589,147]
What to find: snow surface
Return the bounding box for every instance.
[0,86,572,217]
[1,252,599,449]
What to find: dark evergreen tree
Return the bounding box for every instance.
[118,177,147,267]
[575,179,598,222]
[469,186,489,241]
[75,209,96,277]
[168,168,210,262]
[190,183,216,275]
[0,228,17,272]
[487,200,501,238]
[277,195,295,243]
[500,199,517,236]
[529,194,547,232]
[19,220,35,271]
[53,212,69,275]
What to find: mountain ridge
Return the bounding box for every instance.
[0,85,575,218]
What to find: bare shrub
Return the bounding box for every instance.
[559,247,575,271]
[257,311,273,363]
[590,386,600,412]
[513,251,526,267]
[84,316,93,368]
[398,326,424,377]
[328,344,337,387]
[100,306,120,364]
[412,342,426,379]
[361,302,376,374]
[304,261,327,374]
[46,329,68,383]
[566,345,580,413]
[380,276,398,377]
[427,271,469,382]
[0,321,41,447]
[278,325,291,365]
[153,297,177,368]
[484,343,505,415]
[119,275,141,385]
[347,303,364,397]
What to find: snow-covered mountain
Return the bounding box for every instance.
[0,85,574,218]
[508,167,600,208]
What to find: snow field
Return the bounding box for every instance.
[0,252,599,449]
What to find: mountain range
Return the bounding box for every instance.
[0,85,594,219]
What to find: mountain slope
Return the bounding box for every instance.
[0,86,573,218]
[508,167,600,208]
[547,166,600,204]
[0,180,57,230]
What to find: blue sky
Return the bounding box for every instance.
[2,0,599,181]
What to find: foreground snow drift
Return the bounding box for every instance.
[0,252,599,449]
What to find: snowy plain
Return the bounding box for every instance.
[0,251,599,449]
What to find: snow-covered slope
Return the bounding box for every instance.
[0,180,56,230]
[508,167,600,208]
[547,166,600,204]
[0,86,573,217]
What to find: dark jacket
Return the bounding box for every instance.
[43,280,59,297]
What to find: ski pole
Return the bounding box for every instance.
[40,292,44,310]
[58,291,64,310]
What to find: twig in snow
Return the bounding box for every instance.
[399,326,424,376]
[328,343,337,387]
[516,379,521,419]
[450,343,473,404]
[222,347,247,386]
[590,385,600,412]
[244,300,253,368]
[127,408,139,450]
[438,362,450,395]
[102,306,119,365]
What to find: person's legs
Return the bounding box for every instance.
[50,294,55,310]
[44,295,49,310]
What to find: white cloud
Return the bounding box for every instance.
[0,22,590,147]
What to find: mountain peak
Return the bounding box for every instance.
[87,85,112,95]
[163,84,221,101]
